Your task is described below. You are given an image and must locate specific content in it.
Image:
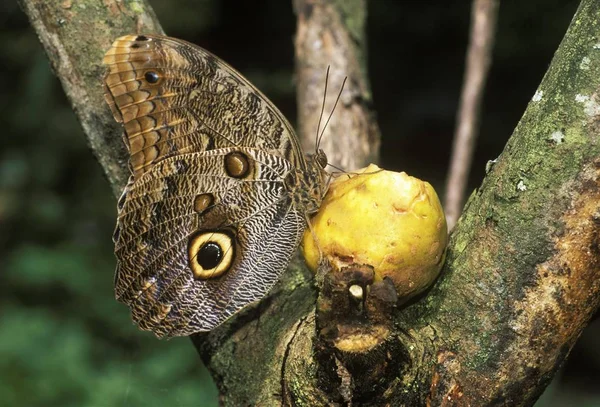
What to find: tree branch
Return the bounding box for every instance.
[408,0,600,403]
[17,0,163,196]
[294,0,381,169]
[445,0,499,230]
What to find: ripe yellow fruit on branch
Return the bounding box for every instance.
[302,164,447,302]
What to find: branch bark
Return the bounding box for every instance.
[445,0,499,230]
[294,0,380,169]
[21,0,600,405]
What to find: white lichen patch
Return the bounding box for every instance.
[580,56,591,70]
[549,130,565,144]
[485,159,497,174]
[517,180,527,192]
[532,90,544,102]
[575,93,600,117]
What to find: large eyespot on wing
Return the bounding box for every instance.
[162,199,306,337]
[112,147,306,337]
[102,34,307,181]
[188,229,236,279]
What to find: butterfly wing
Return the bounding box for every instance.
[103,34,307,179]
[103,35,310,337]
[113,148,305,337]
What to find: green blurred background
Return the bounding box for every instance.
[1,1,598,406]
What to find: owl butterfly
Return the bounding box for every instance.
[102,35,329,338]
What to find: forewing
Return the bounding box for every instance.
[103,35,305,180]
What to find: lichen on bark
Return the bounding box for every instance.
[397,1,600,404]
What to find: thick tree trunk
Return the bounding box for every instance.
[20,0,600,405]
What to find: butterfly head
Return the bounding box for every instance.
[294,150,328,214]
[314,148,328,170]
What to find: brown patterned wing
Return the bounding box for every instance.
[113,147,307,337]
[103,34,306,180]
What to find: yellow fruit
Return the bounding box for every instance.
[302,164,447,302]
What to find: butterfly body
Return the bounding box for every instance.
[103,35,327,337]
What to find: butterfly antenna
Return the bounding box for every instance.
[326,162,347,173]
[317,75,347,149]
[327,164,384,180]
[315,66,331,151]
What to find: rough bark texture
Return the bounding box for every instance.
[294,0,380,170]
[405,1,600,403]
[21,0,600,406]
